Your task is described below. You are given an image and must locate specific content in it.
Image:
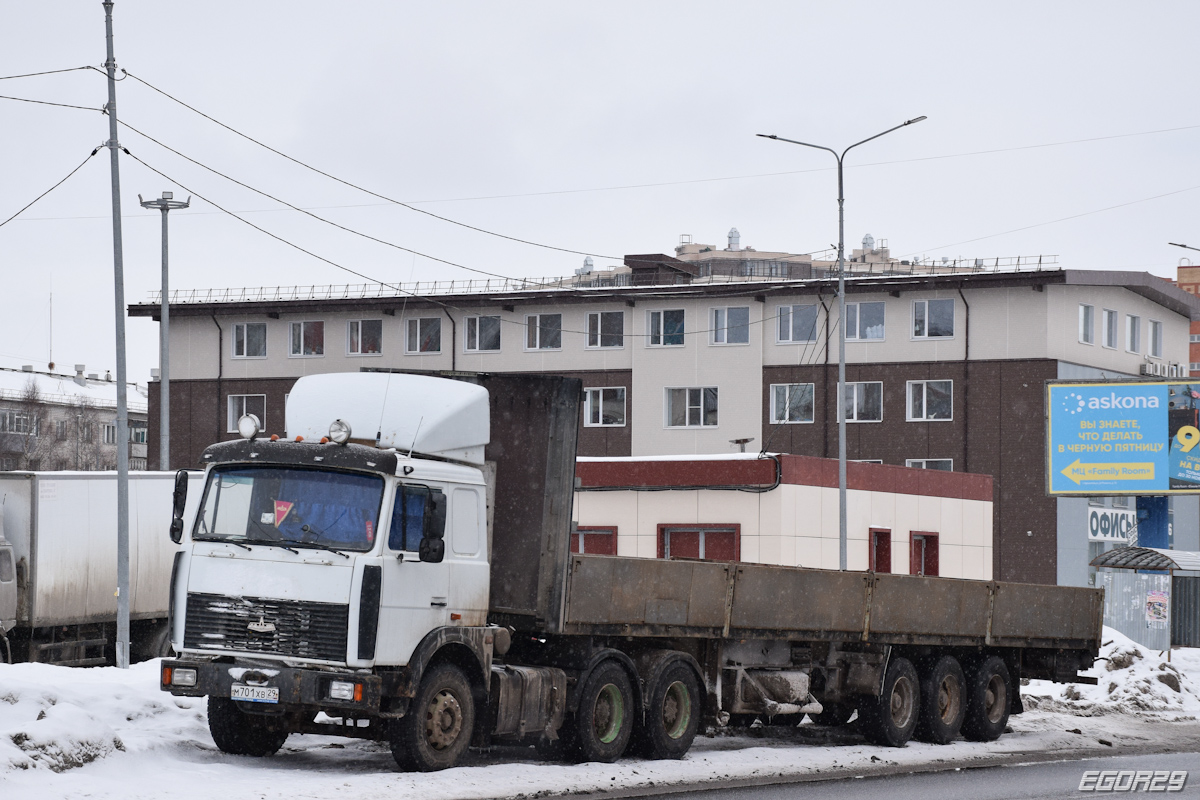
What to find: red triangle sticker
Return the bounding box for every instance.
[274,500,294,527]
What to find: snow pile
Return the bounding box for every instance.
[0,660,207,773]
[1023,626,1200,717]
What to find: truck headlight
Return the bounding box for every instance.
[171,668,198,687]
[329,680,361,701]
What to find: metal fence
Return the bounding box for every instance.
[1174,576,1200,648]
[1098,570,1171,651]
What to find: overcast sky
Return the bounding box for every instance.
[2,2,1199,382]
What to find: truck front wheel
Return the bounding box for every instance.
[961,655,1011,742]
[860,656,919,747]
[634,661,700,759]
[573,660,635,763]
[207,697,289,757]
[391,663,475,772]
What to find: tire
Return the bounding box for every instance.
[914,655,966,744]
[961,655,1011,742]
[634,661,700,759]
[207,697,289,757]
[859,656,920,748]
[811,703,855,727]
[574,660,635,763]
[391,663,476,772]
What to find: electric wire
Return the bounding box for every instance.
[0,149,99,230]
[0,66,96,81]
[0,94,103,112]
[121,69,622,261]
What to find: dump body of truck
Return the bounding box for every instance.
[160,371,1103,770]
[0,470,203,664]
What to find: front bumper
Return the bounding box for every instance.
[160,659,385,713]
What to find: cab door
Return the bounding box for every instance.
[375,483,450,665]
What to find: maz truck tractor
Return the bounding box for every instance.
[160,372,1103,771]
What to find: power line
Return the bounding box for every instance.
[0,94,103,112]
[121,69,622,260]
[0,149,99,230]
[0,66,97,81]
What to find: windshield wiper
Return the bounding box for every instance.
[244,520,299,553]
[294,524,351,559]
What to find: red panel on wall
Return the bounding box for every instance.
[910,531,939,577]
[870,528,891,573]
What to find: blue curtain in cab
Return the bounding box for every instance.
[276,472,382,546]
[389,489,427,552]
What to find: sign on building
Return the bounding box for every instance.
[1087,507,1136,542]
[1047,380,1200,495]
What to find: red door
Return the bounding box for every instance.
[910,532,939,576]
[870,529,891,573]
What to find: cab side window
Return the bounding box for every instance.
[389,486,427,552]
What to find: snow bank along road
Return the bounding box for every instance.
[1,628,1197,800]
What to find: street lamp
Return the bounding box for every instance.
[1169,242,1200,254]
[757,116,926,571]
[138,190,190,471]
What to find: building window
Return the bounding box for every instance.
[665,387,718,427]
[907,380,953,421]
[1111,496,1131,509]
[525,313,562,350]
[584,387,626,427]
[906,459,953,471]
[289,320,324,357]
[910,531,939,576]
[853,459,884,464]
[55,420,68,440]
[1149,319,1163,358]
[870,528,891,573]
[777,304,819,343]
[406,318,442,353]
[658,525,739,561]
[1127,315,1141,353]
[233,322,267,358]
[1191,334,1200,344]
[0,411,37,436]
[227,394,266,433]
[842,381,883,422]
[103,423,117,445]
[1101,309,1117,349]
[347,320,383,355]
[571,526,617,555]
[648,309,685,346]
[464,315,502,352]
[587,311,623,348]
[912,298,954,339]
[130,424,148,444]
[770,383,815,424]
[1079,304,1094,344]
[1192,362,1200,373]
[711,306,750,345]
[846,302,885,340]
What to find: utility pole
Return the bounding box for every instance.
[139,191,190,471]
[102,0,132,669]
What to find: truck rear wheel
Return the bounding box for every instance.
[207,697,289,757]
[860,656,919,748]
[391,663,475,772]
[914,655,966,744]
[634,661,700,759]
[574,660,634,763]
[961,655,1011,742]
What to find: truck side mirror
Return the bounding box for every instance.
[418,489,447,563]
[170,470,189,544]
[418,537,444,563]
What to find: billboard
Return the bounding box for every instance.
[1047,380,1200,495]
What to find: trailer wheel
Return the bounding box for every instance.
[860,656,919,747]
[574,660,635,763]
[207,697,289,757]
[391,663,475,772]
[914,655,966,744]
[961,655,1011,742]
[634,661,700,759]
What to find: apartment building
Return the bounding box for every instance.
[129,253,1200,586]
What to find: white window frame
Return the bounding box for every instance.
[769,383,815,424]
[524,313,562,351]
[846,302,886,341]
[906,458,954,471]
[842,381,883,423]
[776,304,819,343]
[1127,315,1141,353]
[906,379,954,422]
[584,387,627,427]
[710,306,750,346]
[1101,308,1118,350]
[0,411,37,436]
[1078,304,1094,345]
[911,298,955,340]
[103,423,118,445]
[227,394,266,433]
[464,315,502,353]
[1149,319,1163,358]
[347,319,383,356]
[232,322,268,359]
[664,386,718,428]
[586,311,624,349]
[288,320,325,357]
[406,317,443,354]
[648,309,685,347]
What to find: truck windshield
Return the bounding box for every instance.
[194,466,384,553]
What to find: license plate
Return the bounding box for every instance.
[231,684,278,704]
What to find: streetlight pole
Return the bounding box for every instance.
[757,117,926,571]
[139,191,190,471]
[1169,242,1200,254]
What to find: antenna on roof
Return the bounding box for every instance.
[407,416,424,459]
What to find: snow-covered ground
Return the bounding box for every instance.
[1,628,1197,800]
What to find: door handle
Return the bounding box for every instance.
[431,598,448,607]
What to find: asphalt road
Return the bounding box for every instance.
[608,752,1199,800]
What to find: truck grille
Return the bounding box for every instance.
[183,592,349,662]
